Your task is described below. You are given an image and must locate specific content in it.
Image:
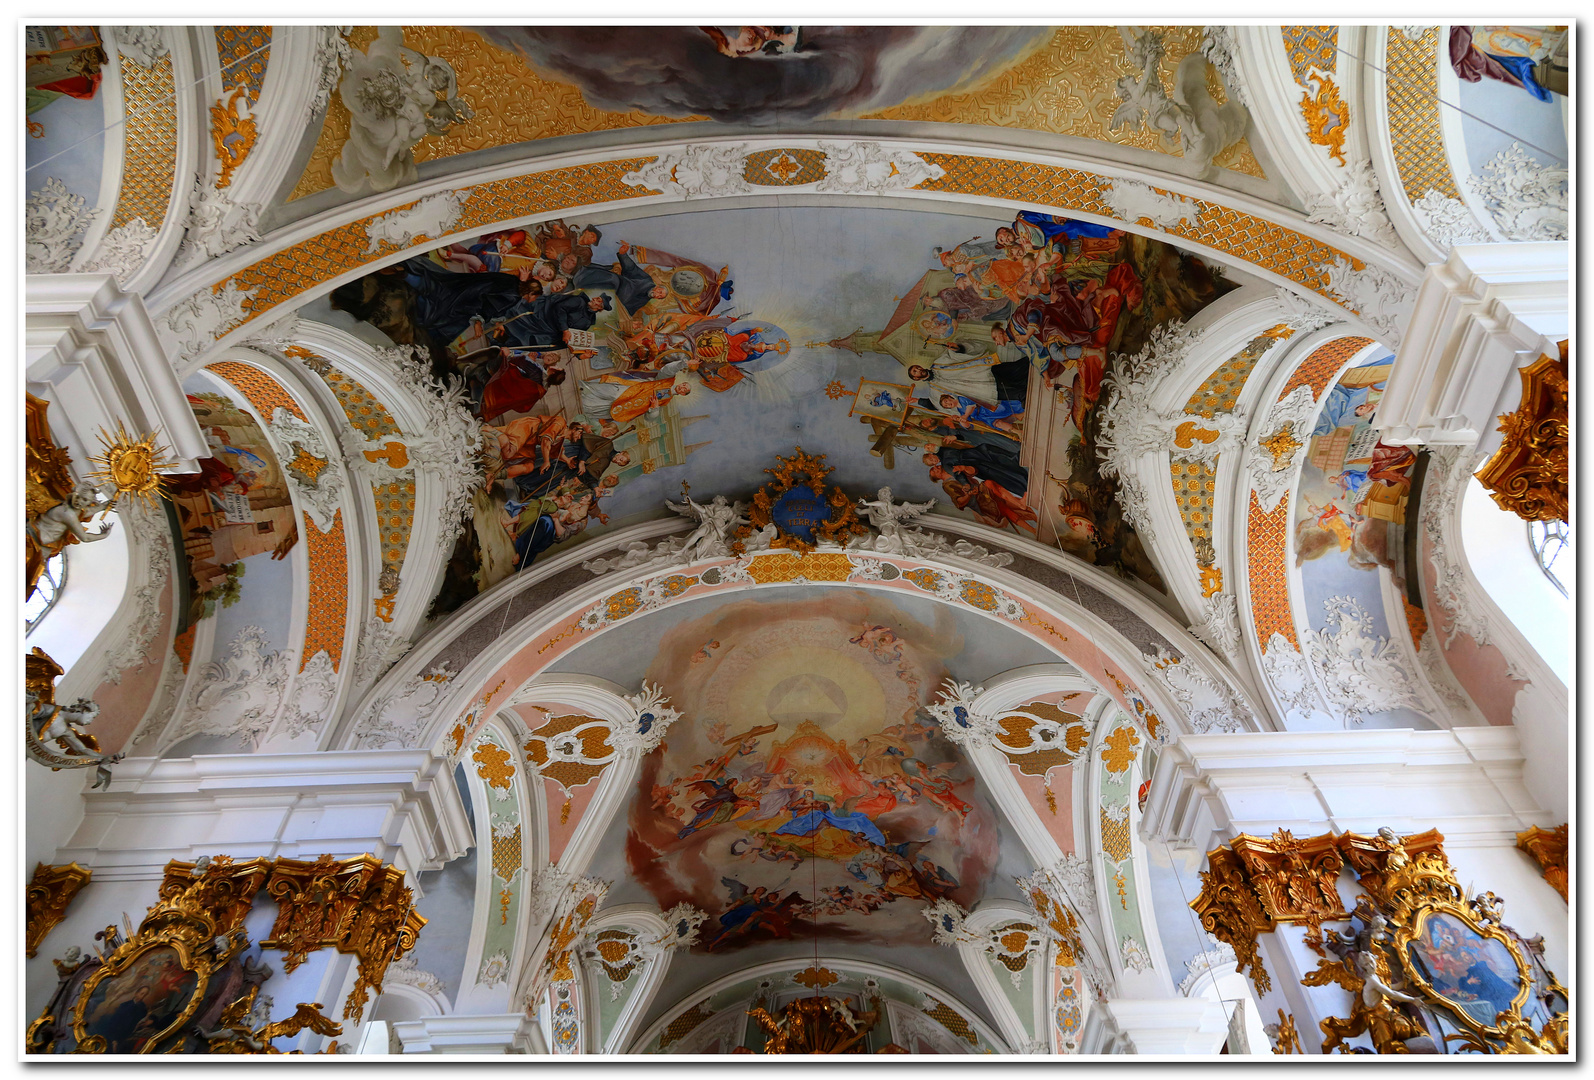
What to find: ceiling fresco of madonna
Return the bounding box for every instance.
[313,203,1249,618]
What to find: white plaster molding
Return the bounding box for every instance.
[608,683,681,759]
[161,280,257,364]
[923,678,999,753]
[392,1013,542,1054]
[1105,998,1229,1054]
[1421,447,1493,647]
[26,178,99,274]
[365,189,471,253]
[26,273,208,470]
[1410,189,1492,248]
[386,952,446,999]
[1140,725,1556,858]
[1301,596,1427,726]
[1467,143,1569,242]
[107,25,168,67]
[305,25,354,123]
[1318,256,1415,348]
[1143,645,1248,733]
[1245,383,1317,512]
[99,500,173,684]
[282,649,339,741]
[353,613,414,688]
[1118,935,1153,974]
[623,143,755,199]
[1199,26,1248,108]
[1176,938,1238,996]
[177,179,263,262]
[170,625,294,749]
[475,950,511,989]
[80,219,159,285]
[1258,634,1321,718]
[811,140,945,194]
[1302,159,1400,248]
[265,406,347,533]
[54,747,471,881]
[364,345,485,551]
[1378,242,1569,447]
[352,663,456,749]
[1103,177,1195,229]
[1272,286,1339,333]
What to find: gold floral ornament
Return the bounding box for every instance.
[200,987,342,1055]
[209,84,259,189]
[1300,70,1349,166]
[792,965,841,989]
[1100,724,1141,777]
[87,420,175,511]
[1474,342,1569,523]
[26,862,92,958]
[1258,425,1304,471]
[472,739,516,790]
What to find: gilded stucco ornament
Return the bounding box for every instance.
[1515,824,1568,903]
[26,862,93,959]
[1473,344,1568,524]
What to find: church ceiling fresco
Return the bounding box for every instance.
[624,593,1004,953]
[329,204,1238,617]
[1291,351,1433,728]
[288,24,1263,203]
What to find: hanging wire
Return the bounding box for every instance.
[1333,41,1568,164]
[26,35,277,175]
[1163,839,1250,1042]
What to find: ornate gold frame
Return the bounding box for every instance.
[733,448,867,556]
[1390,901,1532,1040]
[70,937,212,1054]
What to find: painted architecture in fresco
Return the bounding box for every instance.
[168,392,298,629]
[333,207,1234,616]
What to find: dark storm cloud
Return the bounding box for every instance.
[475,25,1052,125]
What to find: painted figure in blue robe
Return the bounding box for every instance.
[1313,381,1380,435]
[1007,210,1119,248]
[937,392,1023,432]
[774,789,887,846]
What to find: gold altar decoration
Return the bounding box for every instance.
[26,862,92,959]
[52,855,266,1053]
[87,420,175,511]
[734,448,868,556]
[1270,1009,1303,1054]
[260,854,425,1019]
[1190,828,1448,995]
[1474,341,1569,523]
[28,853,414,1054]
[747,994,881,1054]
[1516,824,1568,903]
[200,985,342,1054]
[1311,844,1569,1055]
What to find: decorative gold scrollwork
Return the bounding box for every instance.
[26,862,92,958]
[1516,824,1568,903]
[1475,341,1569,523]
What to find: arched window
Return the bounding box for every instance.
[24,551,67,632]
[1528,518,1570,597]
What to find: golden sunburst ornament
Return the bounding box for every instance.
[86,421,174,510]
